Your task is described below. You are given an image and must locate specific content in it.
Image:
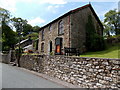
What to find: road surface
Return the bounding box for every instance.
[1,63,66,88]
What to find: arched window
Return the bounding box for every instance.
[41,29,44,40]
[58,20,64,35]
[41,43,44,52]
[49,25,52,31]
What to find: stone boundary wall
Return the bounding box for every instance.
[19,55,120,88]
[1,54,10,64]
[20,55,43,72]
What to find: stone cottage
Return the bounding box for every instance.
[38,4,103,55]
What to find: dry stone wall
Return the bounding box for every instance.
[20,55,120,88]
[2,54,10,64]
[20,55,43,72]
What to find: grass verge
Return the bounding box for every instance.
[81,43,120,59]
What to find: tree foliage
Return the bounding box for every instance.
[0,8,40,51]
[0,7,10,23]
[2,21,17,51]
[32,26,40,33]
[11,17,37,36]
[22,32,38,40]
[102,22,111,37]
[104,9,120,35]
[23,24,33,36]
[11,17,27,33]
[0,8,17,51]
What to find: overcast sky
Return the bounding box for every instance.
[0,0,119,27]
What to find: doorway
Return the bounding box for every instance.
[50,41,52,53]
[48,41,52,55]
[55,37,63,55]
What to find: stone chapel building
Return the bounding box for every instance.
[38,4,103,55]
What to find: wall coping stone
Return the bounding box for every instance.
[22,55,120,60]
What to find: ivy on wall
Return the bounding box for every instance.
[85,15,105,51]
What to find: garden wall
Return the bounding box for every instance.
[1,54,10,64]
[19,55,120,88]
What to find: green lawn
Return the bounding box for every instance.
[81,44,120,59]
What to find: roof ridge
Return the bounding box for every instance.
[70,4,91,13]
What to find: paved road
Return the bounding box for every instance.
[1,63,66,88]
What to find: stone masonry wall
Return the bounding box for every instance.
[1,54,10,64]
[20,55,43,72]
[71,7,103,53]
[38,15,70,55]
[20,55,120,88]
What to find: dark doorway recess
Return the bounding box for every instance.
[50,41,52,53]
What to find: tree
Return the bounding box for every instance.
[11,17,26,67]
[2,20,17,51]
[104,9,120,35]
[22,32,38,40]
[0,8,17,51]
[11,17,34,36]
[11,17,27,33]
[0,7,10,23]
[23,24,33,36]
[32,26,40,33]
[102,22,111,37]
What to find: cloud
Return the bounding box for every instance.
[28,17,45,26]
[18,0,34,3]
[1,0,117,13]
[0,0,66,14]
[0,0,17,13]
[39,0,66,4]
[65,0,119,2]
[0,0,37,13]
[1,0,118,14]
[47,5,63,13]
[47,5,60,10]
